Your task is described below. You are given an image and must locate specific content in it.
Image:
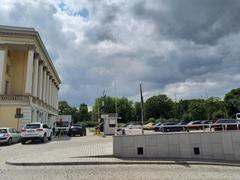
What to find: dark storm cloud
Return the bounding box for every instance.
[1,0,240,106]
[132,0,240,45]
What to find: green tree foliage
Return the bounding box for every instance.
[224,88,240,118]
[144,95,174,119]
[188,100,207,120]
[58,101,73,115]
[117,97,134,123]
[79,103,89,121]
[133,102,141,121]
[92,96,134,123]
[205,97,228,120]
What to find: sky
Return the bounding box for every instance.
[1,0,240,107]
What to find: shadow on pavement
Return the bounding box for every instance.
[70,155,114,158]
[52,135,72,141]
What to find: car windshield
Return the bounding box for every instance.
[163,122,176,125]
[24,124,41,129]
[217,119,236,124]
[0,129,7,133]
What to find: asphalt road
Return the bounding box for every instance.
[1,131,240,180]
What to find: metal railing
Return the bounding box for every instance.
[158,123,240,132]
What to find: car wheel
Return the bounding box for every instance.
[8,138,12,145]
[48,133,52,141]
[41,134,46,143]
[21,139,26,145]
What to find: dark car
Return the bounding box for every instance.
[214,119,238,131]
[68,124,86,136]
[201,120,213,128]
[159,122,184,132]
[153,122,162,132]
[186,120,203,131]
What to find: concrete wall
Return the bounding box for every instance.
[0,106,31,130]
[113,131,240,161]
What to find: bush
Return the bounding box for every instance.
[147,117,156,123]
[80,121,98,127]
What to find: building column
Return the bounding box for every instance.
[0,47,7,94]
[46,75,50,105]
[54,85,56,108]
[56,87,59,110]
[25,48,34,94]
[51,81,53,107]
[42,68,47,102]
[32,54,39,97]
[38,62,43,100]
[48,77,52,106]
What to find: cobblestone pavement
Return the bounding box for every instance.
[1,164,240,180]
[0,131,112,167]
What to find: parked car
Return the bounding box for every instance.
[68,124,86,136]
[159,122,184,132]
[201,120,213,128]
[143,122,155,130]
[186,120,203,131]
[214,119,238,131]
[21,123,52,144]
[0,128,21,145]
[153,122,162,132]
[127,124,142,129]
[178,121,188,125]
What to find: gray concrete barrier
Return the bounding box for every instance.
[113,131,240,161]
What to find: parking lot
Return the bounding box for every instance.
[1,130,240,179]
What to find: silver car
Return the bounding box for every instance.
[0,128,21,145]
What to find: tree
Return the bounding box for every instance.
[92,96,134,123]
[117,97,134,123]
[205,97,228,120]
[144,94,174,119]
[58,101,73,115]
[79,103,89,121]
[133,102,141,121]
[224,88,240,118]
[188,100,207,120]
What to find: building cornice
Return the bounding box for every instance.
[0,25,61,84]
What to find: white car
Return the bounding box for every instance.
[21,123,52,144]
[0,128,21,145]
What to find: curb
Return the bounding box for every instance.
[5,159,240,167]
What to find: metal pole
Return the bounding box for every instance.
[97,101,100,123]
[140,84,144,135]
[115,97,118,136]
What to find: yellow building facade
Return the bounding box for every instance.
[0,25,61,130]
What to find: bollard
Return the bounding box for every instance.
[96,128,101,136]
[122,128,126,135]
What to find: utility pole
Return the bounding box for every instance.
[115,97,118,136]
[140,84,144,135]
[114,81,118,136]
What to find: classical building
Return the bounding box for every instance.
[0,25,61,130]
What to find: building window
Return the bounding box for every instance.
[5,81,9,95]
[6,65,11,75]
